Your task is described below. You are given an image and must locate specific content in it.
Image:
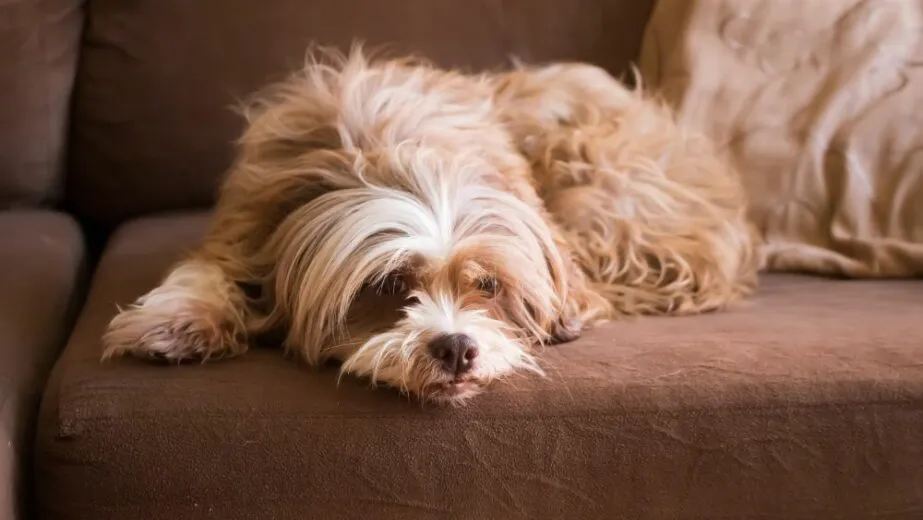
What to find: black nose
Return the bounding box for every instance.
[428,333,479,375]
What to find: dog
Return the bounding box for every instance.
[101,47,761,405]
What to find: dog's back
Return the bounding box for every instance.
[491,63,762,315]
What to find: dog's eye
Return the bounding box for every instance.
[477,276,499,295]
[379,273,408,295]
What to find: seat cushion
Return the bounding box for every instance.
[35,212,923,520]
[0,210,85,520]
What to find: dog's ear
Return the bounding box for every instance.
[226,77,358,222]
[210,114,351,269]
[242,112,344,164]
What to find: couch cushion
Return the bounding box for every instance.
[34,212,923,519]
[0,0,83,208]
[66,0,657,227]
[0,211,85,520]
[638,0,923,277]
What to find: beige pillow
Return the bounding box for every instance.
[638,0,923,277]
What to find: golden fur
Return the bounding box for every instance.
[102,47,762,405]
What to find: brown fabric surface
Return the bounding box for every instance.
[0,0,83,207]
[0,211,85,520]
[35,212,923,520]
[66,0,656,227]
[639,0,923,278]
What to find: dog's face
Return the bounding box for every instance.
[261,148,571,404]
[230,52,588,404]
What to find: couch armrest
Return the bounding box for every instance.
[0,210,86,520]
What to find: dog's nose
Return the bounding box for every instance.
[428,333,479,375]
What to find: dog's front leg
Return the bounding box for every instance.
[101,185,270,363]
[101,245,253,363]
[548,249,612,345]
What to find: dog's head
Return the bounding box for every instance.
[236,49,582,404]
[264,148,576,405]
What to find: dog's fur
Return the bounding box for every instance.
[102,47,761,405]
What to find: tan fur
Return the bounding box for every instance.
[102,46,761,405]
[492,64,762,316]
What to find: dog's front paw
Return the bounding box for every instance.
[548,317,583,345]
[102,301,248,363]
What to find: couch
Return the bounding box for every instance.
[2,1,921,519]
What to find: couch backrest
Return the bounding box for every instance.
[0,0,83,209]
[65,0,656,227]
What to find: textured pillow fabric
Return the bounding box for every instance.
[639,0,923,277]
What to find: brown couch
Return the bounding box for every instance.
[2,1,921,519]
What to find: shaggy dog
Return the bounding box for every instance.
[102,47,761,405]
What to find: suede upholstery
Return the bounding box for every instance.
[0,211,85,519]
[35,213,923,519]
[0,0,82,208]
[0,0,919,519]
